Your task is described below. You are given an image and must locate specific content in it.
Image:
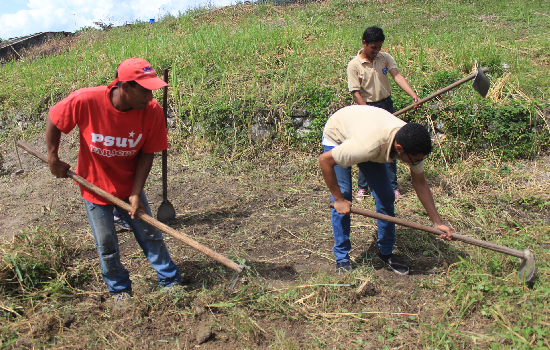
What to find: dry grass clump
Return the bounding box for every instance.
[0,227,86,294]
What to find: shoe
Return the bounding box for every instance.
[394,189,402,201]
[355,188,367,201]
[114,214,131,231]
[113,291,133,307]
[336,261,352,274]
[378,253,409,275]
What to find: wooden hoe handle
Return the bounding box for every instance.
[17,140,243,273]
[330,203,526,259]
[394,67,489,117]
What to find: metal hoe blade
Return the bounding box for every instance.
[518,249,536,282]
[229,265,246,290]
[472,67,491,98]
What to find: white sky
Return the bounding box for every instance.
[0,0,235,39]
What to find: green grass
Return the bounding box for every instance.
[1,148,549,348]
[1,0,549,157]
[0,0,550,348]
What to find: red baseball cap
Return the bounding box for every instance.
[113,58,167,90]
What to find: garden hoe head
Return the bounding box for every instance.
[393,67,491,116]
[518,249,536,282]
[471,67,491,98]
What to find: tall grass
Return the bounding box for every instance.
[0,0,549,155]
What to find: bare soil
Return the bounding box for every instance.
[1,133,548,349]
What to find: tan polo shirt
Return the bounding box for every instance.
[347,50,398,102]
[323,105,425,173]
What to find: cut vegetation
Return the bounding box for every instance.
[0,0,549,349]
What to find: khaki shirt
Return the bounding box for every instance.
[323,105,425,173]
[347,51,398,102]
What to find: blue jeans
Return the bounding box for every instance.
[359,159,398,191]
[84,191,181,293]
[324,145,396,262]
[358,96,398,191]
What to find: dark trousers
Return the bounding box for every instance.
[358,96,399,191]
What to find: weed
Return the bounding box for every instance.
[0,227,85,293]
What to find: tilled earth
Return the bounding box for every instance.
[1,134,547,349]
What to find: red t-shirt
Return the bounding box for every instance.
[49,86,168,205]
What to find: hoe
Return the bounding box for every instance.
[17,141,245,289]
[331,204,536,282]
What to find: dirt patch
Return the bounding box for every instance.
[1,134,549,348]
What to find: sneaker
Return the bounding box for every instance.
[336,261,352,274]
[114,214,131,231]
[355,188,368,201]
[113,291,133,307]
[394,189,402,201]
[378,253,409,275]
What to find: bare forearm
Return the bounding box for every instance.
[46,115,70,178]
[46,115,61,161]
[352,91,367,105]
[412,179,443,226]
[319,152,344,201]
[390,68,419,101]
[319,151,352,214]
[394,74,418,100]
[411,171,453,239]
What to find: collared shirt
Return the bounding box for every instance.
[347,50,398,103]
[323,105,425,173]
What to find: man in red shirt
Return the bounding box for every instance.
[46,58,181,305]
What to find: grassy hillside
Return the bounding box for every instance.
[0,0,549,159]
[0,0,549,349]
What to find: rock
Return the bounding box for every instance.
[196,324,212,344]
[250,123,271,142]
[295,127,311,137]
[291,117,304,127]
[291,108,308,118]
[279,166,296,174]
[194,305,206,317]
[167,117,175,127]
[274,107,284,119]
[356,281,378,297]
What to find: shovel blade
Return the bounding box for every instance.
[157,200,176,222]
[472,68,491,98]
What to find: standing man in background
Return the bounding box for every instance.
[347,26,420,201]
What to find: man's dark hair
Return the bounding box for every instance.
[116,81,138,88]
[395,123,432,156]
[362,26,385,44]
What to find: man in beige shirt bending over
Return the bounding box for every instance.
[319,105,453,275]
